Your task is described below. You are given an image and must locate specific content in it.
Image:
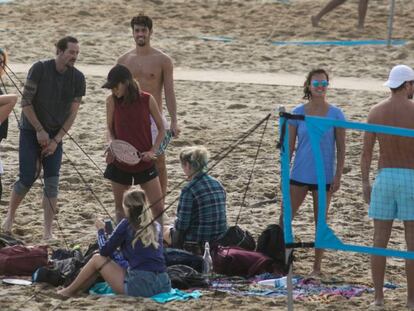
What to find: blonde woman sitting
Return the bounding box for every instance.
[58,189,171,297]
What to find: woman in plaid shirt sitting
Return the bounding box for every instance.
[172,146,227,255]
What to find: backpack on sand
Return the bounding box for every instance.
[215,225,256,251]
[167,264,208,289]
[212,246,276,277]
[0,233,24,249]
[256,224,288,273]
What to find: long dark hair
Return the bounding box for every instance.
[303,68,329,100]
[113,78,141,105]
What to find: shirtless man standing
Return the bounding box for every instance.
[118,14,179,200]
[361,65,414,309]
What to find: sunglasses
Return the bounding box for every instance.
[311,80,329,88]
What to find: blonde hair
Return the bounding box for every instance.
[179,145,209,174]
[123,189,159,249]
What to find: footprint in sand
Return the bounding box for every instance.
[227,104,247,110]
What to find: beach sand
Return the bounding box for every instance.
[0,0,413,310]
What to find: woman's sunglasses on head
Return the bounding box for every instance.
[311,80,329,88]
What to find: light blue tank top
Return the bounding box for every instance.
[289,103,346,184]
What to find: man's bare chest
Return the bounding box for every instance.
[130,60,162,83]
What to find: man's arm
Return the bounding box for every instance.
[54,99,81,143]
[21,79,49,147]
[143,95,165,161]
[361,113,376,204]
[162,56,180,136]
[45,71,85,155]
[42,99,81,156]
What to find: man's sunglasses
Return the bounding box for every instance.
[311,80,329,88]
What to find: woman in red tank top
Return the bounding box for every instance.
[103,64,165,224]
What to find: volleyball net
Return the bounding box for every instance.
[279,111,414,260]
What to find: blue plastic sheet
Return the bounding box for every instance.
[272,40,406,46]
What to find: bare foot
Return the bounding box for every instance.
[357,24,365,31]
[43,234,53,240]
[311,15,319,27]
[309,269,322,278]
[370,299,384,307]
[57,288,71,298]
[1,217,13,234]
[42,234,59,244]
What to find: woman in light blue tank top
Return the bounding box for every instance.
[281,68,346,276]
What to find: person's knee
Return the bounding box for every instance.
[43,176,59,198]
[373,233,389,248]
[92,253,104,260]
[13,180,32,196]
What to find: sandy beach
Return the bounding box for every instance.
[1,0,414,310]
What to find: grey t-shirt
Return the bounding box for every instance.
[20,59,86,133]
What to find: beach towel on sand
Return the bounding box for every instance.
[89,282,202,303]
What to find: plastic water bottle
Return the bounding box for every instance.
[274,276,287,288]
[104,219,113,235]
[258,276,297,288]
[202,242,213,277]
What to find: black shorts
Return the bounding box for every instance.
[104,164,158,185]
[290,179,331,191]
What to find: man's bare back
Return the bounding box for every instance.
[361,65,414,309]
[118,47,172,112]
[368,98,414,169]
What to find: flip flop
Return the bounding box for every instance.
[2,278,32,286]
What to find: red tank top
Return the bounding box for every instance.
[113,91,153,173]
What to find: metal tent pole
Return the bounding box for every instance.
[386,0,396,47]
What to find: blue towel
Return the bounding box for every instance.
[89,282,201,303]
[89,282,116,296]
[272,39,406,46]
[198,36,233,43]
[151,288,202,303]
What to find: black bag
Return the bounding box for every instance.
[256,224,287,272]
[215,225,256,251]
[164,248,204,273]
[32,266,65,287]
[0,233,24,248]
[167,264,208,289]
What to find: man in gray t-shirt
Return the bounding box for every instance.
[2,36,86,240]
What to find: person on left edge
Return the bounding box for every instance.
[2,36,86,240]
[0,48,18,202]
